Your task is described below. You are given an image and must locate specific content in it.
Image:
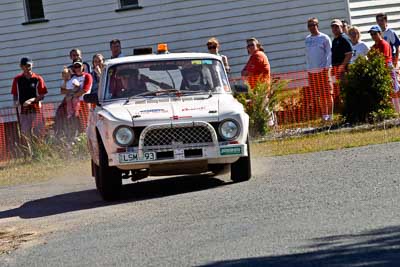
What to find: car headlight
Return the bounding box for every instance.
[113,126,135,147]
[219,120,240,140]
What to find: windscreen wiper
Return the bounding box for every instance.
[136,88,180,97]
[124,89,180,104]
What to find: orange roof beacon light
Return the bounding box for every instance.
[157,43,169,54]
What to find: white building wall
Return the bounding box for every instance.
[348,0,400,48]
[0,0,349,108]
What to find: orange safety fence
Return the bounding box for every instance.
[0,100,90,164]
[237,65,400,129]
[0,66,399,163]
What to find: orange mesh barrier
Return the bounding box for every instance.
[0,100,91,163]
[237,65,399,129]
[0,66,399,164]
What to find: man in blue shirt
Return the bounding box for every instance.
[376,13,400,68]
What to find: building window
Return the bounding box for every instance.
[25,0,45,21]
[120,0,138,8]
[116,0,142,12]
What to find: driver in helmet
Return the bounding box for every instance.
[180,65,212,91]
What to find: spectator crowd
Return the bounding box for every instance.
[10,12,400,138]
[304,13,400,121]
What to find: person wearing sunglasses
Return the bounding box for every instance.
[61,58,93,100]
[331,19,353,70]
[369,25,399,93]
[207,37,230,73]
[330,19,353,110]
[305,17,333,121]
[241,37,270,89]
[11,57,48,137]
[241,37,273,125]
[348,26,369,64]
[369,26,392,65]
[60,58,93,137]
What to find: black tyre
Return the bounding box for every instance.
[95,139,122,201]
[230,137,252,182]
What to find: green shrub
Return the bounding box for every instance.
[340,49,394,123]
[236,79,289,137]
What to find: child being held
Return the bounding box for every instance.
[61,67,81,118]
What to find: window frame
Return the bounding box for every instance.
[22,0,48,25]
[116,0,142,12]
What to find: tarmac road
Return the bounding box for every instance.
[1,142,400,267]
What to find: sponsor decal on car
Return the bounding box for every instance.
[139,109,168,113]
[220,146,242,155]
[181,107,206,112]
[171,115,192,120]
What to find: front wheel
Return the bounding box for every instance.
[230,137,252,182]
[95,139,122,201]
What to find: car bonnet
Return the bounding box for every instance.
[102,95,220,125]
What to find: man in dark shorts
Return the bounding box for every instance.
[331,19,353,110]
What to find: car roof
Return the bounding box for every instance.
[104,52,222,67]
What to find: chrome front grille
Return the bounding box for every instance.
[143,126,213,147]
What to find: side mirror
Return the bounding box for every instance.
[83,93,100,106]
[231,83,249,94]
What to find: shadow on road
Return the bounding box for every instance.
[199,225,400,267]
[0,174,230,219]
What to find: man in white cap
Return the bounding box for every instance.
[330,18,353,113]
[331,19,353,69]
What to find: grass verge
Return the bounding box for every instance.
[251,126,400,157]
[0,159,90,187]
[0,133,90,187]
[2,126,400,187]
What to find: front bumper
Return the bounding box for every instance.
[108,143,247,170]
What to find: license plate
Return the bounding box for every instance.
[119,152,156,163]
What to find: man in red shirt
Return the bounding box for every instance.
[241,37,271,89]
[11,57,48,137]
[370,26,392,64]
[369,25,399,93]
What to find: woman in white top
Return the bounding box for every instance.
[348,26,369,63]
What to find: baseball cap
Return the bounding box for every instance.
[368,25,382,33]
[330,19,343,27]
[20,57,33,66]
[72,58,83,66]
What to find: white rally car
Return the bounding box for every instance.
[84,52,251,200]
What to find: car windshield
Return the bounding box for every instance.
[104,58,230,100]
